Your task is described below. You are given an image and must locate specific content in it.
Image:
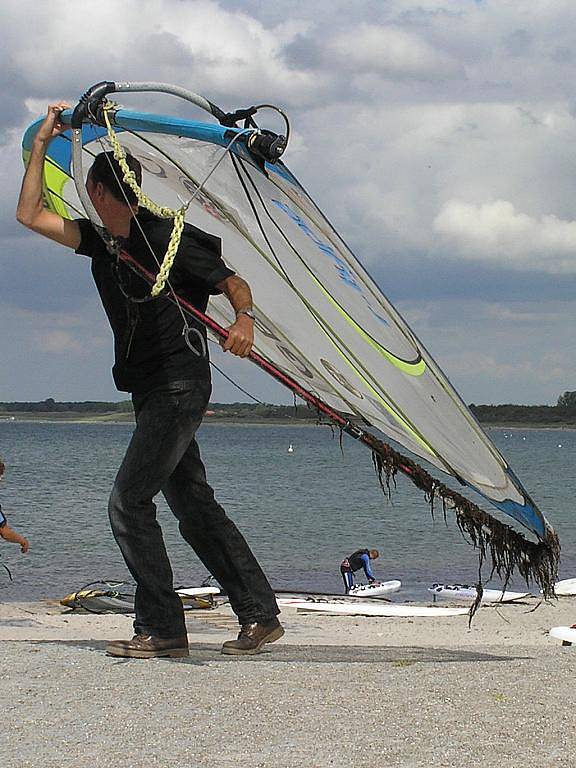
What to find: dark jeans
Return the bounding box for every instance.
[108,380,279,638]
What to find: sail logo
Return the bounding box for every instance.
[271,198,388,327]
[271,199,362,292]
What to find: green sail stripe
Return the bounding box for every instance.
[22,148,71,219]
[322,320,435,455]
[43,160,71,218]
[313,277,425,376]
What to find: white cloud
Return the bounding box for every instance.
[434,199,576,273]
[327,24,462,81]
[1,0,320,112]
[480,304,561,323]
[37,331,84,355]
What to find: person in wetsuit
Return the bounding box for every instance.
[17,102,283,659]
[340,548,379,593]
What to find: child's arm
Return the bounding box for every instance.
[0,524,29,553]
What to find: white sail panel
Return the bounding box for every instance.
[21,114,551,542]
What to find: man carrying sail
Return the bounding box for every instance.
[17,103,283,658]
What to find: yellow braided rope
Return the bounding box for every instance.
[102,103,186,297]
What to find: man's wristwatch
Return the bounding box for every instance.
[236,308,256,321]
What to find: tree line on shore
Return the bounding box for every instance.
[2,392,576,424]
[0,398,316,421]
[469,390,576,425]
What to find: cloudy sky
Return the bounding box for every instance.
[2,0,576,406]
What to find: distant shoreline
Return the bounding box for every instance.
[2,399,576,429]
[1,414,576,429]
[0,413,317,426]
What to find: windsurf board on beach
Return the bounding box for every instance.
[61,584,220,613]
[549,625,576,646]
[280,599,468,617]
[349,580,401,597]
[60,591,136,614]
[553,578,576,597]
[176,586,221,598]
[61,592,210,614]
[428,584,530,603]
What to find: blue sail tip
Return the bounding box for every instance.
[492,497,546,541]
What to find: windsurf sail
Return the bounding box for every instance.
[21,81,560,596]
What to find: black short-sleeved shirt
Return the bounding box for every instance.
[0,503,6,528]
[76,210,234,394]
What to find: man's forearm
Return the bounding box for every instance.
[17,137,49,228]
[221,275,253,315]
[16,103,81,249]
[217,274,255,356]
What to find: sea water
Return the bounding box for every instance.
[0,421,574,601]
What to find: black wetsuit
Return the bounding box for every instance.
[340,549,375,593]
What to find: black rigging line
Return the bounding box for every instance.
[207,351,264,404]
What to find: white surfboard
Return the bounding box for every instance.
[554,578,576,597]
[176,586,221,597]
[428,584,530,603]
[549,625,576,645]
[282,600,468,617]
[349,580,401,597]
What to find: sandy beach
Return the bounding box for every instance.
[1,595,575,768]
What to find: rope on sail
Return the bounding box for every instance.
[102,103,185,296]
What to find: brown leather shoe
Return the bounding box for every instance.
[106,634,189,659]
[221,618,284,655]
